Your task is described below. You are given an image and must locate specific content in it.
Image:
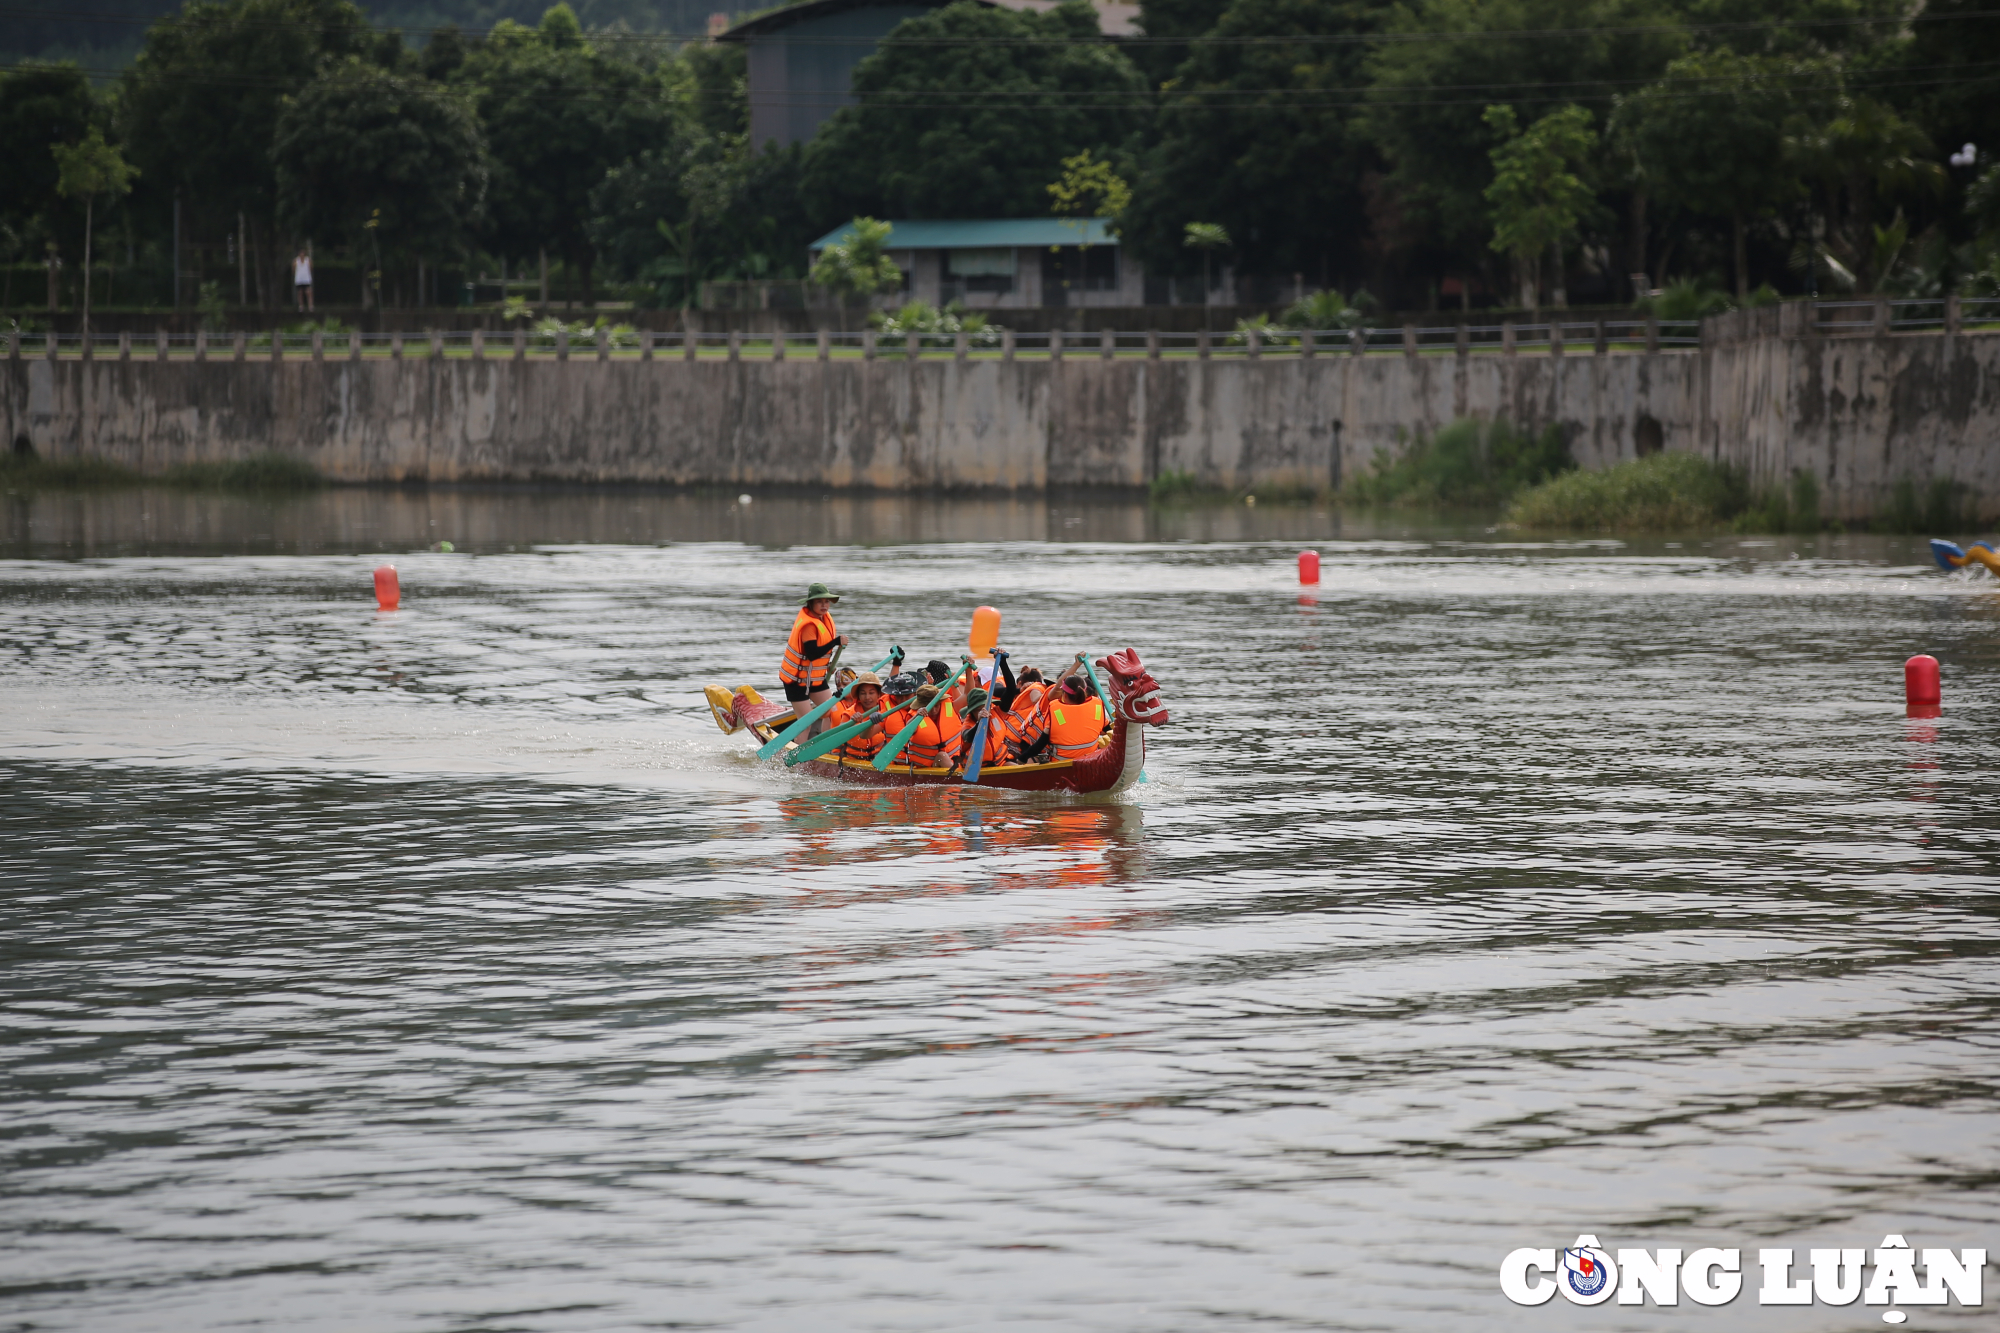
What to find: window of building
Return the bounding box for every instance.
[946,247,1016,295]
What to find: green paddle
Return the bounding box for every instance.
[757,647,897,761]
[783,701,889,766]
[873,658,973,771]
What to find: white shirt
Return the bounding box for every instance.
[294,256,312,285]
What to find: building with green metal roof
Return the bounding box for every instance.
[808,218,1146,309]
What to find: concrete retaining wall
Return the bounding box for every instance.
[6,328,1998,516]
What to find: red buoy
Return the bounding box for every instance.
[1905,654,1940,717]
[374,564,400,611]
[1298,550,1320,585]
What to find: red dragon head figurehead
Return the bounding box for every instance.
[1097,649,1170,726]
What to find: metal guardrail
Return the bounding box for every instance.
[7,299,1995,361]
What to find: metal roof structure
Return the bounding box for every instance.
[809,219,1121,251]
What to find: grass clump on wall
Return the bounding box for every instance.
[1344,418,1573,508]
[1506,453,1749,530]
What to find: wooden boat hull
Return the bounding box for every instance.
[704,649,1167,797]
[790,727,1145,795]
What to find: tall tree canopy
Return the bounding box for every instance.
[120,0,377,225]
[0,63,99,242]
[274,62,489,281]
[1364,0,1683,276]
[1614,51,1803,295]
[457,3,672,300]
[802,0,1147,220]
[1121,0,1391,282]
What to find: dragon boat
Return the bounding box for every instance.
[702,649,1170,794]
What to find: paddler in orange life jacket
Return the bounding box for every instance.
[825,671,885,762]
[1003,661,1054,760]
[913,661,967,754]
[1048,672,1109,762]
[952,686,1021,771]
[901,683,965,769]
[877,671,922,741]
[780,582,849,724]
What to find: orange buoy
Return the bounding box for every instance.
[374,564,400,611]
[1905,654,1940,717]
[1298,550,1320,584]
[969,605,1001,657]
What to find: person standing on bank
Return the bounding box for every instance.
[780,583,848,723]
[293,248,314,313]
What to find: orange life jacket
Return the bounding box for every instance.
[881,700,914,738]
[779,608,838,689]
[1010,682,1051,742]
[1049,695,1107,761]
[937,699,964,757]
[828,699,881,761]
[895,696,965,768]
[965,708,1017,766]
[904,712,952,768]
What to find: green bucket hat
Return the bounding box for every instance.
[801,581,841,606]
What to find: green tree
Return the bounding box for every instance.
[591,132,814,309]
[1048,149,1131,227]
[1121,0,1388,288]
[52,125,137,334]
[809,217,903,311]
[1130,0,1235,84]
[1615,52,1800,296]
[120,0,376,306]
[273,63,488,308]
[1788,95,1946,292]
[1048,148,1129,289]
[457,5,671,306]
[802,0,1146,220]
[1484,104,1596,309]
[0,64,99,251]
[665,38,747,140]
[1365,0,1681,286]
[589,138,699,307]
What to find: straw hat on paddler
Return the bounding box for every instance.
[801,582,840,606]
[853,671,882,687]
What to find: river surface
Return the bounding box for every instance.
[4,489,1998,1332]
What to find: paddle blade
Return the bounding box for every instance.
[784,710,879,766]
[961,712,991,783]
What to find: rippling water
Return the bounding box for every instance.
[4,490,1998,1331]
